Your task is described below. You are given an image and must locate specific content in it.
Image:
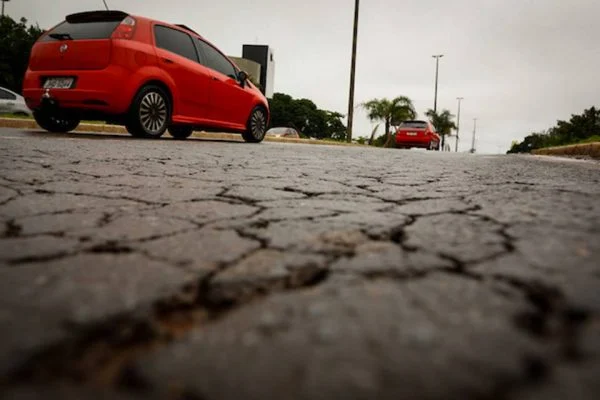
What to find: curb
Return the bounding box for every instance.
[0,118,361,147]
[532,142,600,159]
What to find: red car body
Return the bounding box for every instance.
[23,10,269,141]
[395,120,441,150]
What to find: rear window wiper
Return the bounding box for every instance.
[48,33,73,40]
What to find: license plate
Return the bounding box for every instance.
[43,77,74,89]
[407,132,417,136]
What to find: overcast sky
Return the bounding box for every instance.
[8,0,600,153]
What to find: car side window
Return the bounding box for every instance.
[154,25,198,62]
[195,39,237,79]
[0,89,17,100]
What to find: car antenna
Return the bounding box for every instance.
[102,0,110,10]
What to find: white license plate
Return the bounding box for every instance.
[43,77,74,89]
[407,132,418,136]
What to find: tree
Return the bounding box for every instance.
[362,96,416,147]
[324,111,347,141]
[368,124,380,145]
[0,16,44,94]
[268,92,347,140]
[425,109,457,151]
[508,106,600,153]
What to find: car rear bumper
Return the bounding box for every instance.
[395,135,434,147]
[22,65,132,115]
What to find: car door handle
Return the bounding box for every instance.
[161,58,174,64]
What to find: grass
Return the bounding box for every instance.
[1,113,32,119]
[542,135,600,148]
[576,135,600,144]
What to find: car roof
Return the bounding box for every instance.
[267,127,298,132]
[65,10,207,40]
[59,11,241,70]
[127,12,206,40]
[402,120,428,124]
[0,86,18,95]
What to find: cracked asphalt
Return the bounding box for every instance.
[0,128,599,399]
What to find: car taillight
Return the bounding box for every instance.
[112,17,137,40]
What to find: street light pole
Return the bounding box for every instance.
[346,0,360,143]
[1,0,11,17]
[455,97,463,152]
[432,54,443,114]
[102,0,109,10]
[470,118,477,153]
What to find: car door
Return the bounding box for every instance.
[153,25,211,122]
[194,38,254,128]
[0,88,17,114]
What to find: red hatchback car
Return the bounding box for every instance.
[23,10,270,142]
[395,120,441,150]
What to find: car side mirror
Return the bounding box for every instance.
[238,70,248,87]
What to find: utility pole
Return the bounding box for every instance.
[102,0,109,10]
[470,118,477,153]
[455,97,463,152]
[1,0,10,17]
[432,54,443,113]
[346,0,360,143]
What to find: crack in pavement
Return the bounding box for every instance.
[2,220,22,238]
[5,243,328,389]
[28,189,165,207]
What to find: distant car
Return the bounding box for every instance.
[0,87,32,116]
[395,120,440,150]
[22,10,269,142]
[265,127,301,139]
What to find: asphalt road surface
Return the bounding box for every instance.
[0,128,599,400]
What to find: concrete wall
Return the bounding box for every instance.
[242,45,275,99]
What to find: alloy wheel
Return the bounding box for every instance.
[139,92,167,134]
[250,109,267,139]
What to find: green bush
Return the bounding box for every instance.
[508,107,600,153]
[0,16,44,94]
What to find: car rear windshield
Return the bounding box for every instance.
[41,20,122,41]
[400,121,427,128]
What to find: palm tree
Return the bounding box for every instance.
[425,109,457,151]
[362,97,416,147]
[368,123,380,145]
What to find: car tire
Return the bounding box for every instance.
[125,122,143,138]
[33,110,80,133]
[169,126,194,140]
[242,106,268,143]
[127,85,171,139]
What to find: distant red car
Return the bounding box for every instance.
[395,120,441,150]
[22,10,269,142]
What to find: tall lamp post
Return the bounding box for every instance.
[346,0,360,143]
[455,97,463,152]
[432,54,444,113]
[1,0,10,17]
